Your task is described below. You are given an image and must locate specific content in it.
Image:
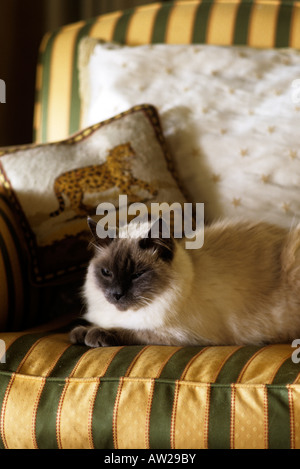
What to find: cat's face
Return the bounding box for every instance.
[88,218,175,312]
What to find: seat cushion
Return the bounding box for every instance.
[0,322,299,449]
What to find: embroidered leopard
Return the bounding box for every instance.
[50,143,158,217]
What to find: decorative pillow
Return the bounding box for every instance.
[78,39,300,229]
[0,105,186,285]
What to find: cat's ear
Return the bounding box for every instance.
[139,217,174,262]
[87,217,115,250]
[87,217,98,239]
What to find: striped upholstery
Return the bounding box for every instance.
[0,327,299,449]
[34,0,300,143]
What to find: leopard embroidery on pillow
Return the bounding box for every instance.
[50,143,158,218]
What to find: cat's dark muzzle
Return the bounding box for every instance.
[106,291,141,311]
[106,291,130,311]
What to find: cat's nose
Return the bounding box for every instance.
[113,292,123,301]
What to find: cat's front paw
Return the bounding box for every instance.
[70,325,119,348]
[85,327,120,347]
[70,325,88,345]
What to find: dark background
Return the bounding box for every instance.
[0,0,162,147]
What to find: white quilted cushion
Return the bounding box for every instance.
[79,40,300,228]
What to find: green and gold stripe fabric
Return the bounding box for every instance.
[34,0,300,143]
[0,327,299,449]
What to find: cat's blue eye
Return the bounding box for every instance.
[101,268,112,277]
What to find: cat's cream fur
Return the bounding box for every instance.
[72,219,300,347]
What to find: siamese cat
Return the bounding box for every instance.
[70,217,300,347]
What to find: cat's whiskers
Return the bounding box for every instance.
[139,295,152,306]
